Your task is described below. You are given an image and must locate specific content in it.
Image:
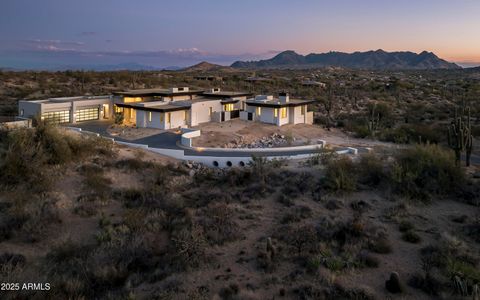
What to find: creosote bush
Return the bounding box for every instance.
[390,144,465,201]
[323,156,357,192]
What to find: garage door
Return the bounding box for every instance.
[76,107,99,122]
[41,110,71,124]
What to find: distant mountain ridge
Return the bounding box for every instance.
[231,50,461,70]
[181,61,235,72]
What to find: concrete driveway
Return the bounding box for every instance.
[66,120,182,149]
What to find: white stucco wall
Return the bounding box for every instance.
[190,100,222,126]
[165,110,188,129]
[290,106,307,124]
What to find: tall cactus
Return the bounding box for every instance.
[447,106,473,166]
[368,103,380,137]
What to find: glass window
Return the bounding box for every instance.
[274,108,278,117]
[224,104,234,112]
[114,105,124,113]
[209,107,213,116]
[76,108,99,122]
[124,97,142,103]
[256,107,261,116]
[281,107,287,118]
[148,112,152,122]
[41,110,70,124]
[167,112,171,123]
[301,105,305,115]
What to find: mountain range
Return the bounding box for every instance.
[231,50,461,70]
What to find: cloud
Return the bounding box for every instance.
[0,45,279,69]
[19,39,85,52]
[24,39,84,46]
[79,31,96,36]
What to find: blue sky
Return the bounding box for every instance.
[1,0,479,69]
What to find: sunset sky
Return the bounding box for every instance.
[1,0,479,69]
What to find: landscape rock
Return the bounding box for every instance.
[225,133,289,149]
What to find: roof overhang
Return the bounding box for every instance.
[245,100,315,108]
[115,103,190,113]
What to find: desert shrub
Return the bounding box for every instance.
[356,153,385,186]
[115,158,153,170]
[381,124,445,144]
[357,251,380,268]
[419,234,480,297]
[0,123,115,191]
[369,236,393,254]
[398,220,415,232]
[0,252,26,280]
[170,224,207,270]
[402,231,422,244]
[352,124,370,138]
[221,167,254,187]
[281,224,318,255]
[277,193,295,207]
[198,202,240,245]
[463,220,480,242]
[34,121,74,164]
[281,205,312,224]
[1,193,61,242]
[390,144,465,201]
[408,271,446,296]
[0,128,49,190]
[115,188,145,208]
[323,156,357,192]
[44,240,93,298]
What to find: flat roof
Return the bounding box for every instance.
[202,91,253,98]
[113,88,203,97]
[245,98,315,108]
[20,96,111,104]
[116,103,190,113]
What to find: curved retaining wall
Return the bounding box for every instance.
[65,127,357,168]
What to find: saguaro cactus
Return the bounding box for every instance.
[447,106,473,166]
[368,103,380,137]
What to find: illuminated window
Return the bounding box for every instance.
[114,105,124,113]
[76,108,99,122]
[148,112,152,122]
[301,105,305,115]
[41,110,70,124]
[184,110,188,121]
[256,107,261,116]
[209,107,213,116]
[124,97,142,103]
[274,108,278,117]
[167,112,171,123]
[280,107,287,118]
[224,104,234,112]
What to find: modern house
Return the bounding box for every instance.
[112,87,252,129]
[18,96,114,124]
[18,87,314,128]
[241,92,314,126]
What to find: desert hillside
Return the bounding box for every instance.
[0,125,479,299]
